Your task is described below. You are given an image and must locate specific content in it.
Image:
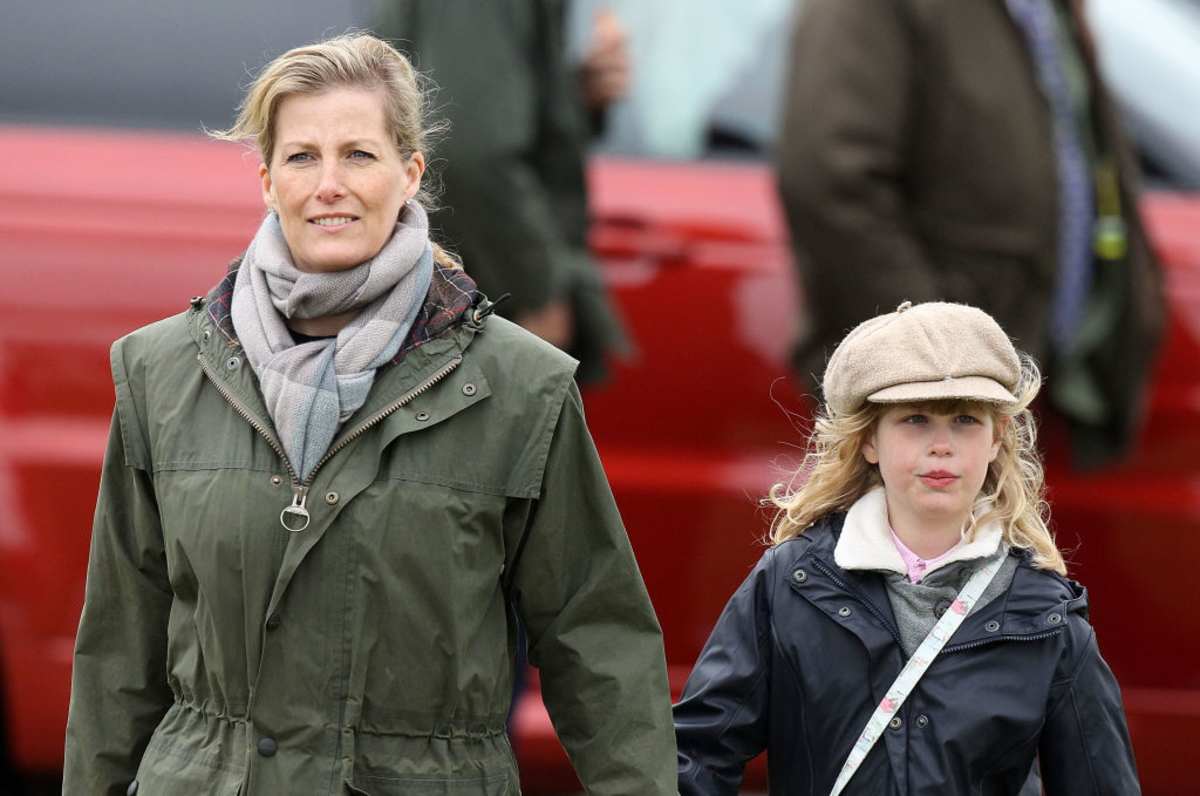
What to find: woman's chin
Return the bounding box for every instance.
[294,247,373,273]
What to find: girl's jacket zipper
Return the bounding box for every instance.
[198,352,463,531]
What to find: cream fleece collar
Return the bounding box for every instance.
[834,486,1004,576]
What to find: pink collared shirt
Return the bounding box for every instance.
[889,527,960,584]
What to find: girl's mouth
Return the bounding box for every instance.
[919,472,959,488]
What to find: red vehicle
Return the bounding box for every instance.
[1,123,1199,794]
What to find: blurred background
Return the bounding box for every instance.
[2,0,1198,793]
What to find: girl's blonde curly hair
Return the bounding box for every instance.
[770,355,1066,574]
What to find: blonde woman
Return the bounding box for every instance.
[63,33,676,795]
[674,302,1139,794]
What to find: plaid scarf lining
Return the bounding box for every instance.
[206,257,480,364]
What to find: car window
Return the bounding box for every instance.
[1087,0,1200,190]
[0,0,367,132]
[575,0,1200,189]
[568,0,797,161]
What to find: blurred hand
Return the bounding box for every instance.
[517,300,574,349]
[579,8,630,112]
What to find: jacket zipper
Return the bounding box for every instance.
[305,355,463,483]
[942,628,1064,654]
[197,354,298,484]
[811,558,905,648]
[199,352,463,531]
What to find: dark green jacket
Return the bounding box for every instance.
[376,0,627,384]
[63,271,675,794]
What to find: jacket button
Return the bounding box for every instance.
[415,411,431,422]
[792,568,807,584]
[225,356,242,371]
[462,383,477,396]
[837,606,852,618]
[271,475,283,487]
[325,491,339,505]
[266,614,282,630]
[126,781,139,796]
[189,296,204,309]
[202,328,212,341]
[257,736,277,757]
[916,714,929,728]
[985,620,1001,633]
[1047,612,1063,626]
[888,716,903,730]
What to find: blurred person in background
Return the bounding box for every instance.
[375,0,631,385]
[62,32,676,795]
[569,0,796,159]
[778,0,1165,470]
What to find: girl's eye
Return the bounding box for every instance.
[902,414,927,425]
[956,414,982,425]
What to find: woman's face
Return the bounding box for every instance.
[259,86,424,273]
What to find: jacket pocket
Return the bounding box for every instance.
[347,771,514,795]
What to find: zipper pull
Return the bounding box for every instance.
[280,486,311,532]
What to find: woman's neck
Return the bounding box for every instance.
[287,309,359,337]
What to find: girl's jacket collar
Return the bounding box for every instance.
[786,514,1088,650]
[834,486,1005,578]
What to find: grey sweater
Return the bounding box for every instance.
[882,543,1018,658]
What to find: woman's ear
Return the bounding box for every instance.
[259,162,276,213]
[403,151,426,201]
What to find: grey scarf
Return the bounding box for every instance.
[231,202,434,481]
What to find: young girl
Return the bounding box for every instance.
[674,301,1140,794]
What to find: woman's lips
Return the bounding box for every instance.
[919,472,959,488]
[309,216,358,232]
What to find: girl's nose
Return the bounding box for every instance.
[928,425,953,455]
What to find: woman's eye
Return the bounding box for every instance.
[285,152,312,163]
[349,149,375,160]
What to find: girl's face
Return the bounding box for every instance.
[862,403,1004,535]
[259,86,424,273]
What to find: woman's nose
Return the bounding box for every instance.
[314,163,346,202]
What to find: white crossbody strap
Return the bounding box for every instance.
[829,553,1007,796]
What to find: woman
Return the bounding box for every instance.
[63,33,676,795]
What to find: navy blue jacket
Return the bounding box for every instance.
[674,514,1140,794]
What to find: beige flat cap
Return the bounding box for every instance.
[822,301,1021,415]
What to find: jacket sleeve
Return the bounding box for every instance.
[508,380,677,795]
[777,0,939,334]
[1038,625,1141,795]
[673,548,775,796]
[63,358,173,795]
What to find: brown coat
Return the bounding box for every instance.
[777,0,1164,467]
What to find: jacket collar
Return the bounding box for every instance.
[834,486,1004,578]
[204,256,481,363]
[190,258,491,465]
[792,513,1089,646]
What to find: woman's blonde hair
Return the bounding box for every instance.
[211,32,460,268]
[770,355,1066,574]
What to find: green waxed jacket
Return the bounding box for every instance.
[63,288,675,794]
